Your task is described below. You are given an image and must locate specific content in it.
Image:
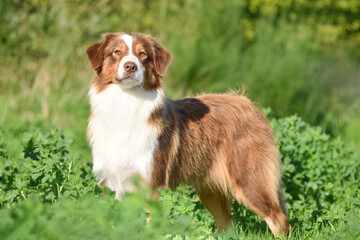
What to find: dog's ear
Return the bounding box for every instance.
[86,33,115,74]
[152,39,172,76]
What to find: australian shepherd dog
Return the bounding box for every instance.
[86,33,289,236]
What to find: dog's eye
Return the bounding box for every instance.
[139,51,147,57]
[114,50,122,55]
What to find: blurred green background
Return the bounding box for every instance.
[1,0,359,158]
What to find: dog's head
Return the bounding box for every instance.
[86,33,172,90]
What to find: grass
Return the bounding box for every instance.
[1,1,359,146]
[1,115,359,239]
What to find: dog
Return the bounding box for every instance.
[86,33,289,236]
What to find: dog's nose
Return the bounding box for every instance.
[124,61,137,73]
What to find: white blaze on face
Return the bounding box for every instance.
[117,34,145,89]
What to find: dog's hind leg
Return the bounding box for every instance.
[196,189,233,231]
[232,177,289,237]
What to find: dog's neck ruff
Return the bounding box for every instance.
[88,84,165,199]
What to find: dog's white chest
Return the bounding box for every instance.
[88,85,163,198]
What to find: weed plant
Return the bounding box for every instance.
[0,115,359,239]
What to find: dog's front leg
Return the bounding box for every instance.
[101,180,108,197]
[100,177,135,201]
[145,186,169,223]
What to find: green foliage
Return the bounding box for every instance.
[0,130,100,207]
[1,0,359,148]
[0,129,8,161]
[1,115,359,239]
[272,115,360,230]
[0,193,192,240]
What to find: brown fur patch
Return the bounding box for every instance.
[149,93,289,236]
